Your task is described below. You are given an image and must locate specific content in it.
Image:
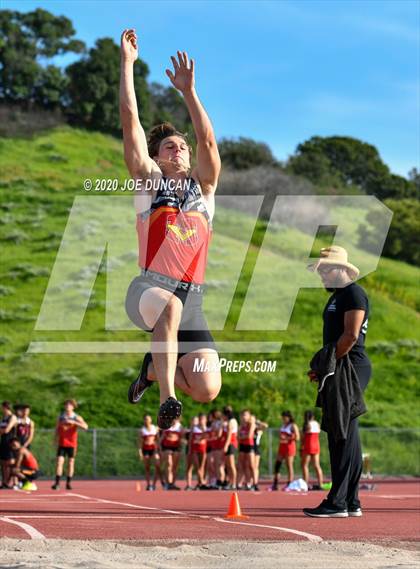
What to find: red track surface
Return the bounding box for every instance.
[0,480,419,542]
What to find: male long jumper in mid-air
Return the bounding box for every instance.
[120,28,222,429]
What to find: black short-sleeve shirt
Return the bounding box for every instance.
[323,282,370,365]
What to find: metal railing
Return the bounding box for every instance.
[30,427,420,479]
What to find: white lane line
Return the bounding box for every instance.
[8,515,180,519]
[0,499,97,503]
[68,493,323,543]
[367,494,419,499]
[68,493,191,516]
[214,518,322,542]
[0,516,45,540]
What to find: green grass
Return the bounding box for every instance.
[1,126,419,446]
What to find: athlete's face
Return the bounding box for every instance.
[65,403,74,414]
[282,415,290,425]
[156,136,191,172]
[241,411,251,423]
[199,415,207,428]
[144,415,152,426]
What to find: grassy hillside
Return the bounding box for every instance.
[0,126,419,431]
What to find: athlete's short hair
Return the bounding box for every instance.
[147,122,192,159]
[64,399,78,409]
[2,401,12,410]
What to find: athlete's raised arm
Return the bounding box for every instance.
[120,29,161,179]
[166,51,221,194]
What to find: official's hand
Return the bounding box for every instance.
[307,370,318,382]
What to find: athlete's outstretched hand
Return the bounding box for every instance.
[121,28,138,63]
[166,51,195,94]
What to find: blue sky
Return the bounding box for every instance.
[5,0,420,176]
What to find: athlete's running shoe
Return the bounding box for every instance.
[51,483,60,490]
[157,397,182,429]
[22,481,37,491]
[128,352,153,404]
[66,482,73,490]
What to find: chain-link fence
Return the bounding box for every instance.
[30,427,420,479]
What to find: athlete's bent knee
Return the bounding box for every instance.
[192,380,221,403]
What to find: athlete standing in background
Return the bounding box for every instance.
[52,400,88,490]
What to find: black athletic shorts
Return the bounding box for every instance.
[239,444,255,454]
[125,273,216,359]
[161,444,181,453]
[57,446,75,458]
[254,444,261,456]
[142,448,157,457]
[0,445,14,461]
[224,444,236,456]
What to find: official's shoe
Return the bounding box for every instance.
[303,500,348,518]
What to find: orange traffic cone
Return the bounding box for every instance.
[224,492,249,519]
[136,481,141,492]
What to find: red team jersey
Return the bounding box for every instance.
[21,450,38,471]
[140,425,158,451]
[136,178,212,284]
[238,423,254,446]
[191,426,207,453]
[57,414,79,448]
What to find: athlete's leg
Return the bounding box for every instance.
[172,451,180,484]
[55,455,65,477]
[311,454,324,486]
[195,453,206,486]
[153,453,162,486]
[301,453,310,483]
[164,451,173,485]
[273,456,282,487]
[215,449,225,485]
[143,455,151,486]
[186,453,194,487]
[254,454,261,485]
[139,287,183,404]
[177,349,221,403]
[146,349,221,403]
[67,457,75,478]
[225,453,237,488]
[249,451,257,487]
[286,456,294,484]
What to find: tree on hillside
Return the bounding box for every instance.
[0,9,85,108]
[218,137,279,170]
[66,37,152,135]
[287,136,417,200]
[358,198,420,266]
[149,82,192,135]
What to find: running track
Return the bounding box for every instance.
[0,480,419,542]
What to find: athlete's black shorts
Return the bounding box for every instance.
[254,444,261,456]
[239,444,255,454]
[161,444,181,453]
[125,273,216,359]
[0,444,14,461]
[57,446,75,458]
[224,444,236,456]
[142,448,157,457]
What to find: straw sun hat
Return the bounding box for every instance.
[307,246,360,281]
